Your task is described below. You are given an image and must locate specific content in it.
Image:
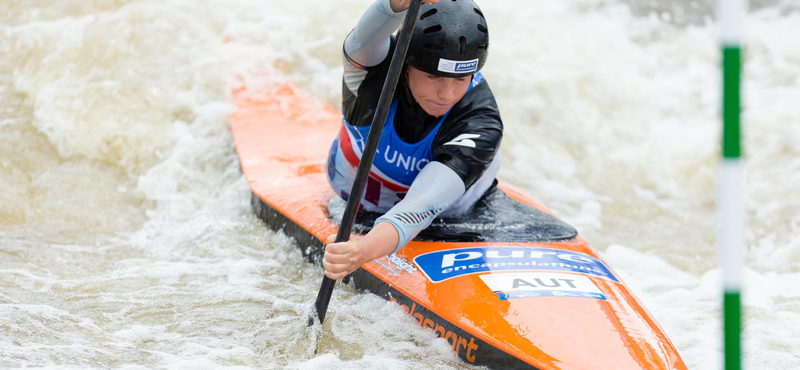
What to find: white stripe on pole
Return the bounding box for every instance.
[719,0,748,44]
[718,159,746,290]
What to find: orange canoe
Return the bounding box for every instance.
[231,78,687,370]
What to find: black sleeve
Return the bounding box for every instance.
[432,80,503,189]
[341,37,397,127]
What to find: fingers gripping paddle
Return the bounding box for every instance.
[310,0,424,328]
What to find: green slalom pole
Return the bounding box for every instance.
[718,1,747,369]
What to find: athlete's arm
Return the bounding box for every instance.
[343,0,439,96]
[344,0,404,71]
[375,161,465,252]
[388,0,439,13]
[322,161,463,279]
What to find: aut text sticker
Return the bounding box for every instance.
[480,272,606,300]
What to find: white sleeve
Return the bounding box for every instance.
[375,161,466,253]
[344,0,406,68]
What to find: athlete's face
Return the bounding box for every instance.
[405,66,471,117]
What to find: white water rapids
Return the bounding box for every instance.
[1,0,798,369]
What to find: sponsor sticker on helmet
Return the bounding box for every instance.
[437,58,479,74]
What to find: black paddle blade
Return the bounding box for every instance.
[310,276,335,326]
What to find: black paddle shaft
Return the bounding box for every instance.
[311,0,424,326]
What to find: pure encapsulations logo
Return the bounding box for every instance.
[437,58,479,74]
[455,60,478,72]
[413,247,619,283]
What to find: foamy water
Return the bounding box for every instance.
[1,0,798,369]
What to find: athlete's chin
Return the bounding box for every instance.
[422,103,453,117]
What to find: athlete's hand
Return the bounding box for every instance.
[390,0,439,14]
[322,222,400,280]
[323,235,366,280]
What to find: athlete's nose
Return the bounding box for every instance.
[438,80,455,101]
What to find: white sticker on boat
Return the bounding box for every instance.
[480,272,606,301]
[438,58,479,74]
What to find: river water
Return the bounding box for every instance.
[1,0,798,369]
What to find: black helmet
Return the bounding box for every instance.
[406,0,489,78]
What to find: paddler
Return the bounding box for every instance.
[324,0,501,279]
